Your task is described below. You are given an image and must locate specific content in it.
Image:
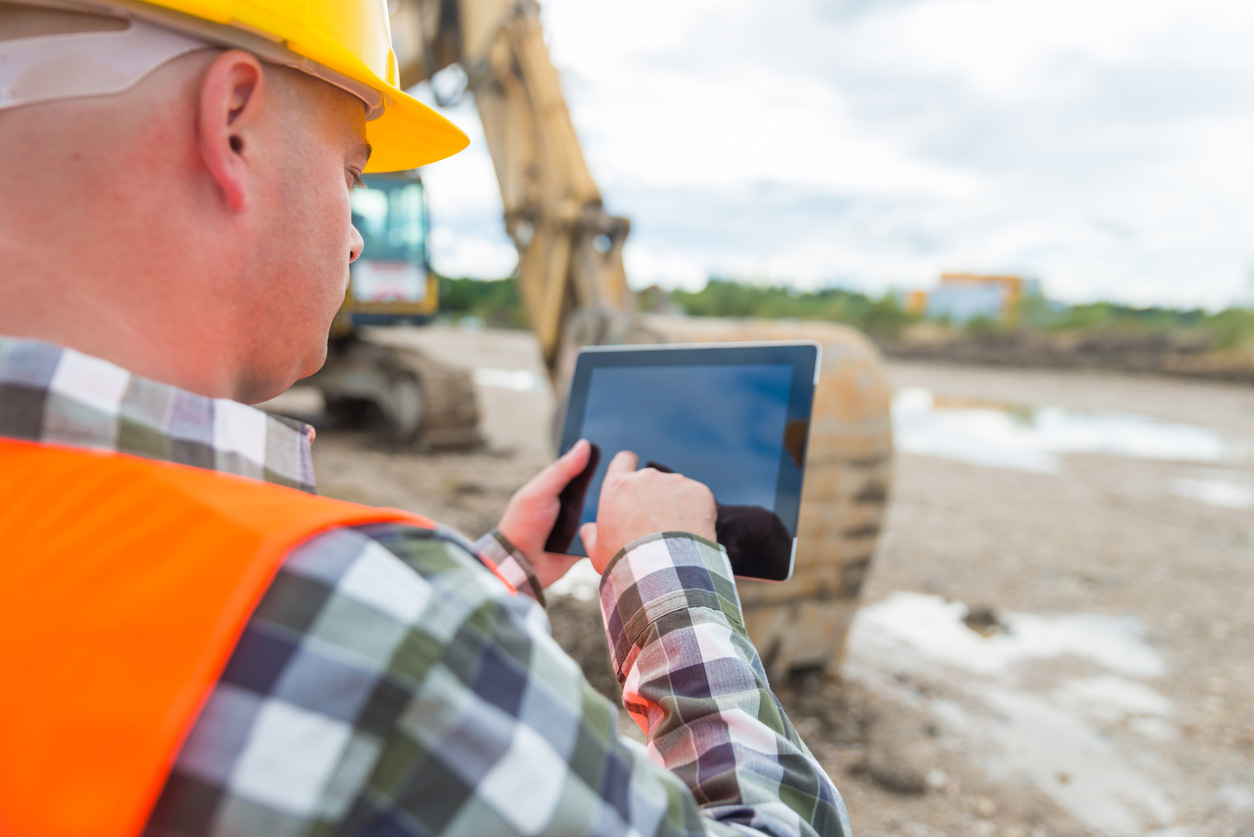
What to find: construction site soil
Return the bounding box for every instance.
[881,329,1254,385]
[271,326,1254,837]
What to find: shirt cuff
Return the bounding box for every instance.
[598,531,746,682]
[474,529,545,606]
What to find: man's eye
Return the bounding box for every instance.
[348,171,365,190]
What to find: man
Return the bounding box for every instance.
[0,1,851,835]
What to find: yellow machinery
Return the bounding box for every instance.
[303,171,482,448]
[939,273,1031,309]
[326,0,896,679]
[907,273,1032,324]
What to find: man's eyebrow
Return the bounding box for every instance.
[359,142,373,165]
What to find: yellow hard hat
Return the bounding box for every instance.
[100,0,468,172]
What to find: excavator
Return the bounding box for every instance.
[308,0,895,680]
[300,170,482,449]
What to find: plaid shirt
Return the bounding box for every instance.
[0,336,849,837]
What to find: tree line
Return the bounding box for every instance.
[439,275,1254,349]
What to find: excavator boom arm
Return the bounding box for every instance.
[394,0,633,377]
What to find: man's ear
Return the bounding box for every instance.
[197,50,268,212]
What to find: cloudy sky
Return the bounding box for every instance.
[414,0,1254,309]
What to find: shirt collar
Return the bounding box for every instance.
[0,337,316,493]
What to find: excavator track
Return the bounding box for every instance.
[389,346,483,449]
[312,336,483,451]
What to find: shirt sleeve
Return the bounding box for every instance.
[474,528,546,605]
[147,523,849,837]
[600,532,851,836]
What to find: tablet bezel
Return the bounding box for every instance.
[556,340,821,582]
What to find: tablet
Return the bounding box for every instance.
[547,342,820,582]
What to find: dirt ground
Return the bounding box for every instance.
[270,325,1254,837]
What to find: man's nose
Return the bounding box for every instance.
[349,223,365,263]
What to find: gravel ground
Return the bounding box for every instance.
[272,326,1254,837]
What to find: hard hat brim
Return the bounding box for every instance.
[364,85,468,173]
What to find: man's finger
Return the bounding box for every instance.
[552,438,591,481]
[580,522,598,560]
[604,449,638,482]
[528,439,591,495]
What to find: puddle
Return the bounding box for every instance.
[892,388,1252,474]
[846,592,1180,836]
[965,687,1177,835]
[1057,675,1174,723]
[1219,784,1254,813]
[1171,473,1254,510]
[849,591,1164,678]
[473,367,549,393]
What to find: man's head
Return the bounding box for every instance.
[0,0,464,403]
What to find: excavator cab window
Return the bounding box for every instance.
[348,175,431,307]
[351,177,427,266]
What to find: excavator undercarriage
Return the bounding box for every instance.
[310,335,482,449]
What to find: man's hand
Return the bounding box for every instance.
[580,450,717,574]
[497,439,593,588]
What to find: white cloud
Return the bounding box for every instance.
[412,0,1254,308]
[428,227,517,279]
[873,0,1162,97]
[623,245,707,291]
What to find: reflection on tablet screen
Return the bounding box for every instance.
[569,362,794,566]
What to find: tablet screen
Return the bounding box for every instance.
[552,343,818,581]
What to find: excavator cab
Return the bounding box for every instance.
[304,171,483,449]
[329,171,439,337]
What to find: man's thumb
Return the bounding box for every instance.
[580,522,598,563]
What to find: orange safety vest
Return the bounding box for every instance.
[0,437,512,836]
